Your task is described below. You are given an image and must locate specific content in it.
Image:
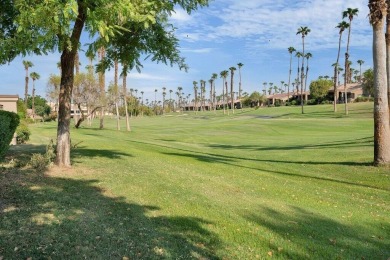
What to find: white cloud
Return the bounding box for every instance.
[181,48,214,53]
[176,0,370,51]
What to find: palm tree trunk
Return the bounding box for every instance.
[222,79,226,114]
[301,39,305,114]
[32,85,35,120]
[288,54,292,101]
[225,81,229,115]
[334,33,343,112]
[230,73,235,114]
[24,70,29,107]
[372,12,390,165]
[344,22,353,115]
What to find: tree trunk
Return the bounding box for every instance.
[386,7,390,114]
[301,38,305,114]
[32,85,35,120]
[56,2,86,167]
[225,81,229,115]
[230,72,235,114]
[373,17,390,165]
[334,32,343,112]
[123,73,131,131]
[99,47,106,129]
[24,72,29,107]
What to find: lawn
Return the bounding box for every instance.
[1,102,389,259]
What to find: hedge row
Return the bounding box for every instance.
[0,110,20,159]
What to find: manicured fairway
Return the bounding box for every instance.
[1,103,389,259]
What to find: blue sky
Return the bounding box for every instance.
[1,0,371,102]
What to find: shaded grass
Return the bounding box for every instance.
[1,102,389,259]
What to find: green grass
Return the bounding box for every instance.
[1,102,389,259]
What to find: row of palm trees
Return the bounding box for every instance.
[22,60,40,119]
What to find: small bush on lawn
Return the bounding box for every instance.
[16,122,31,144]
[0,110,20,159]
[29,139,56,170]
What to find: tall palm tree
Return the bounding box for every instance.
[177,86,183,112]
[295,51,303,94]
[30,72,40,120]
[297,26,311,114]
[23,60,33,107]
[162,87,166,113]
[199,80,206,111]
[357,59,364,82]
[287,47,296,101]
[229,67,237,113]
[220,70,229,114]
[342,7,359,115]
[368,0,390,165]
[304,53,312,96]
[193,81,198,113]
[154,89,158,105]
[212,73,218,112]
[237,62,244,103]
[333,21,349,112]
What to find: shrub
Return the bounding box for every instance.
[321,100,331,105]
[29,153,48,171]
[290,100,298,106]
[0,110,20,159]
[29,139,56,170]
[355,96,373,103]
[16,122,31,144]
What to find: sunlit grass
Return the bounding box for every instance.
[1,102,389,259]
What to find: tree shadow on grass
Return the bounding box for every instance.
[244,205,389,259]
[161,151,387,191]
[0,169,221,259]
[207,136,373,152]
[71,146,134,161]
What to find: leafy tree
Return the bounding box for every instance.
[1,0,209,166]
[362,68,374,97]
[368,0,390,165]
[309,79,333,102]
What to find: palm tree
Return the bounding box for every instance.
[220,70,229,114]
[30,72,40,119]
[23,60,33,107]
[229,67,236,113]
[297,26,311,114]
[177,86,183,112]
[237,62,244,103]
[342,7,359,115]
[304,52,312,96]
[295,51,303,94]
[193,81,198,113]
[333,21,349,112]
[154,89,158,105]
[368,0,390,165]
[199,80,206,111]
[357,59,364,82]
[287,47,296,101]
[212,73,218,112]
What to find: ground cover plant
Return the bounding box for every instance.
[1,103,389,259]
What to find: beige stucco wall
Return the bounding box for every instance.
[0,95,18,113]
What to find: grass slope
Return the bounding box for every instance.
[1,103,389,259]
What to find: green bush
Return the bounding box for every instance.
[355,96,373,103]
[29,139,56,171]
[321,100,331,105]
[0,110,20,159]
[16,122,31,144]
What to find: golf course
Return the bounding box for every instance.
[1,102,389,259]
